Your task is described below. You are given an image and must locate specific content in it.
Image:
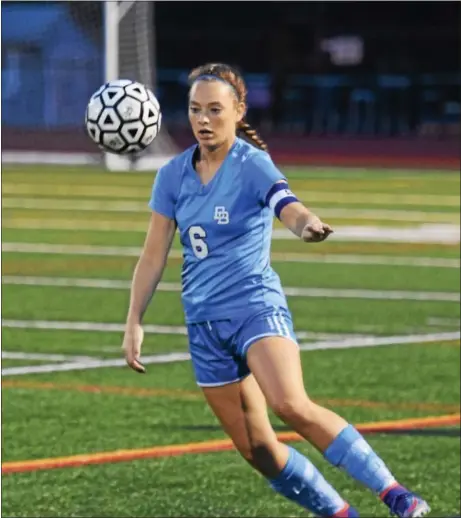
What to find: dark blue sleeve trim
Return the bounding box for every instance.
[274,196,299,218]
[265,181,289,207]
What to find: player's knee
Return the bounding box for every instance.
[271,396,315,425]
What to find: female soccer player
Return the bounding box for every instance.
[122,63,430,518]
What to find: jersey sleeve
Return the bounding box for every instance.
[248,152,298,217]
[148,163,176,220]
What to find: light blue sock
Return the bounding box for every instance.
[324,424,396,494]
[269,446,347,516]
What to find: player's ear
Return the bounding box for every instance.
[236,101,246,123]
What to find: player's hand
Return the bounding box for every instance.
[122,321,146,373]
[301,215,334,243]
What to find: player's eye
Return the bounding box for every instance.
[189,106,200,114]
[210,108,222,114]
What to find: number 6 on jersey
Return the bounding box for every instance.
[189,225,209,259]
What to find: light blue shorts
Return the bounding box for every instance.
[187,306,298,387]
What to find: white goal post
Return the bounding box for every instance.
[2,0,176,171]
[104,0,176,171]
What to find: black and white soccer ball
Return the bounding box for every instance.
[85,79,161,154]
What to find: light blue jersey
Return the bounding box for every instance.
[149,137,297,324]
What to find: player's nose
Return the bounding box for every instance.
[197,113,210,125]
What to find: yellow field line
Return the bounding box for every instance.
[3,198,459,223]
[3,184,459,206]
[2,414,459,475]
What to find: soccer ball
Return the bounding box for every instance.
[85,79,161,154]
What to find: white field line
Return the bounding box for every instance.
[89,332,375,353]
[271,225,460,244]
[1,351,98,362]
[1,353,192,376]
[3,184,459,206]
[2,331,459,377]
[89,331,372,352]
[2,275,459,302]
[1,151,172,169]
[1,332,375,363]
[3,218,459,243]
[1,276,181,291]
[270,252,460,268]
[298,331,461,351]
[3,334,404,361]
[2,218,149,232]
[0,318,370,343]
[300,208,459,224]
[1,276,183,292]
[2,242,459,269]
[1,151,101,166]
[427,317,461,328]
[3,197,459,224]
[283,287,459,302]
[1,319,188,335]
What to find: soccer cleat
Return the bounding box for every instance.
[329,503,360,517]
[381,484,430,518]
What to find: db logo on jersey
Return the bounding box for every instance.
[214,206,229,225]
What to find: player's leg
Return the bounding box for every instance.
[201,374,286,477]
[188,320,357,517]
[244,325,430,518]
[247,335,350,449]
[202,375,357,517]
[236,308,349,449]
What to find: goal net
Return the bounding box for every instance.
[2,1,177,171]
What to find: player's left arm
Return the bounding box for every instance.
[250,153,333,243]
[279,196,333,243]
[267,180,333,243]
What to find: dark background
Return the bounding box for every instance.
[2,1,460,164]
[67,1,459,73]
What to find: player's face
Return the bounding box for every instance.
[188,81,245,150]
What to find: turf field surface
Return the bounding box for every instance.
[2,165,460,517]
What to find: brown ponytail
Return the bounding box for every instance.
[188,63,269,152]
[237,120,268,151]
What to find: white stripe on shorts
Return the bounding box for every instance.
[272,315,283,336]
[277,313,290,338]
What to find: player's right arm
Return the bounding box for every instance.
[123,163,177,373]
[126,211,176,325]
[123,212,176,373]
